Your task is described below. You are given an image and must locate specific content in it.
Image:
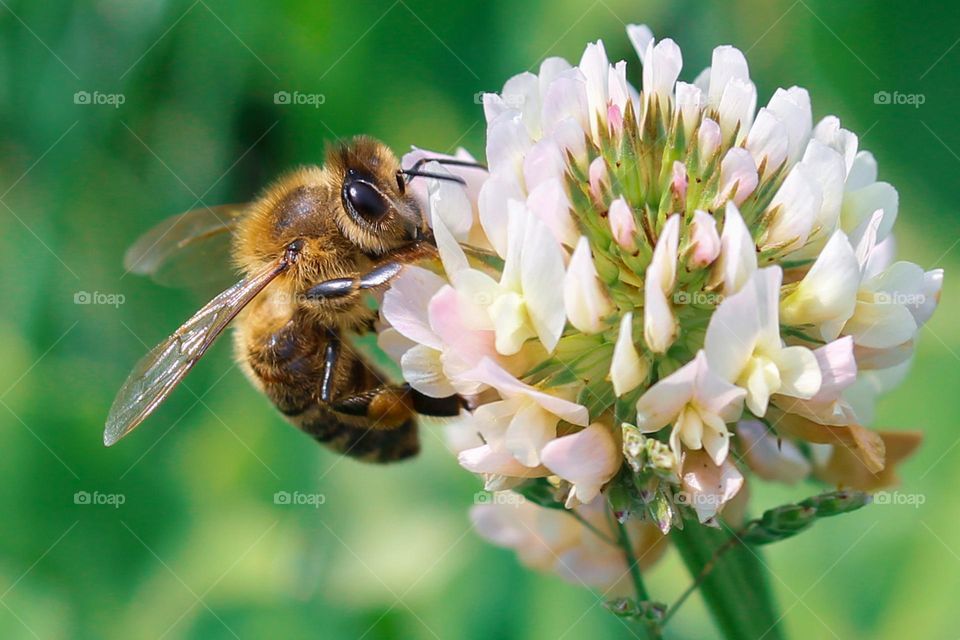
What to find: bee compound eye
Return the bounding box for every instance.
[344,179,388,225]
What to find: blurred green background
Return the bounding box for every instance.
[0,0,957,638]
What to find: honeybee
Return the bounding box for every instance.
[105,136,484,463]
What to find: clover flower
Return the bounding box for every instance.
[380,25,941,592]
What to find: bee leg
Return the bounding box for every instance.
[304,262,404,301]
[332,384,463,429]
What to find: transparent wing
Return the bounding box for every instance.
[124,204,247,289]
[104,258,287,446]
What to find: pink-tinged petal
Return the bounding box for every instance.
[541,72,589,136]
[608,196,637,250]
[737,420,811,483]
[671,160,688,202]
[689,210,721,268]
[428,285,496,365]
[527,178,578,247]
[381,266,445,348]
[459,444,549,477]
[643,214,680,353]
[715,202,757,295]
[610,312,649,396]
[681,450,745,524]
[588,156,608,202]
[745,108,788,177]
[540,423,622,507]
[478,172,523,258]
[608,61,629,121]
[766,86,812,165]
[564,236,614,334]
[698,118,722,165]
[505,402,559,466]
[635,353,698,431]
[718,147,758,205]
[401,344,456,398]
[521,215,568,352]
[810,336,857,401]
[463,358,589,426]
[523,138,565,192]
[853,340,915,371]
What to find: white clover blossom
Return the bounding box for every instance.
[382,25,941,576]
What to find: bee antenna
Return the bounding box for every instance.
[395,157,488,193]
[399,169,468,186]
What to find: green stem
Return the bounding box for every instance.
[669,521,785,640]
[614,519,663,639]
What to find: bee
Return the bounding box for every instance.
[105,136,485,463]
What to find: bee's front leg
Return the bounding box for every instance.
[303,261,403,301]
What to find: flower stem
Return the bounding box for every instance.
[614,519,663,639]
[669,521,785,640]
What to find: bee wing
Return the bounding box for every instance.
[104,257,288,446]
[124,204,247,289]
